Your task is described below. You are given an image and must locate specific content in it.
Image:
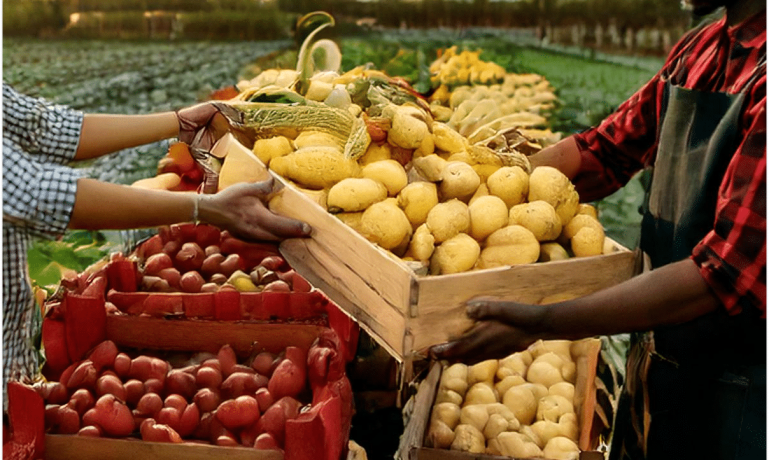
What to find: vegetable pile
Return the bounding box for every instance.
[426,339,595,460]
[34,338,343,453]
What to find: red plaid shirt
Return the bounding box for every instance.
[572,11,766,317]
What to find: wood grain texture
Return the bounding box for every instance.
[105,315,325,356]
[45,435,283,460]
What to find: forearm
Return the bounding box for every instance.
[528,136,581,178]
[69,178,195,229]
[75,113,179,160]
[541,258,720,339]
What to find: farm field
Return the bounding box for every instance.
[4,34,659,287]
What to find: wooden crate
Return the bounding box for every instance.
[396,338,604,460]
[36,315,354,460]
[269,174,636,376]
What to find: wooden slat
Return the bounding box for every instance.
[45,435,283,460]
[105,315,325,356]
[396,362,442,460]
[280,238,407,359]
[409,250,636,353]
[270,174,414,315]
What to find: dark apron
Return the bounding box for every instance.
[609,67,767,460]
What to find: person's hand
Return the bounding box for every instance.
[428,298,548,364]
[200,177,312,242]
[176,102,230,151]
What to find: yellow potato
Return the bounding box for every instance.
[440,161,481,201]
[477,225,540,269]
[430,233,480,275]
[388,106,429,149]
[487,166,529,207]
[562,214,604,240]
[361,159,408,196]
[252,136,293,166]
[528,166,579,226]
[410,223,436,262]
[327,178,387,212]
[360,142,391,165]
[432,121,469,154]
[426,199,471,243]
[538,242,570,262]
[508,200,562,242]
[335,212,364,233]
[293,130,340,149]
[576,203,598,219]
[413,154,448,182]
[270,146,360,189]
[446,151,476,165]
[468,183,490,206]
[472,163,501,183]
[468,195,509,241]
[397,182,439,227]
[360,199,412,250]
[570,226,605,257]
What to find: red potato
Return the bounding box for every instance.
[216,432,240,447]
[149,358,170,382]
[170,223,197,243]
[195,366,223,389]
[219,254,243,278]
[177,403,200,438]
[179,271,205,293]
[123,380,145,406]
[200,253,225,278]
[201,358,221,372]
[195,224,222,248]
[267,347,307,400]
[95,374,126,401]
[193,388,221,413]
[66,360,98,390]
[230,364,256,375]
[113,353,132,378]
[144,379,164,395]
[164,394,187,413]
[136,393,163,417]
[210,273,228,285]
[137,235,164,259]
[67,388,96,416]
[144,253,174,276]
[175,242,205,273]
[77,425,102,437]
[263,280,291,293]
[44,404,61,430]
[104,302,120,315]
[259,256,286,272]
[58,362,78,390]
[87,340,119,372]
[256,396,301,446]
[254,432,281,451]
[217,345,237,377]
[162,240,181,258]
[166,369,197,400]
[86,395,134,437]
[156,407,181,432]
[128,356,152,381]
[216,395,260,430]
[140,418,183,443]
[221,372,262,399]
[194,412,215,440]
[56,405,82,434]
[254,388,274,413]
[204,245,221,257]
[240,420,261,447]
[250,352,276,377]
[157,268,181,289]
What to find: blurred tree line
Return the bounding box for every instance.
[4,0,691,41]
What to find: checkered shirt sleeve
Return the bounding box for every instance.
[3,82,83,165]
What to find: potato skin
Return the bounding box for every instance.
[487,166,529,208]
[426,199,470,243]
[478,225,540,269]
[440,162,481,201]
[361,160,408,196]
[508,200,562,242]
[430,233,480,275]
[468,195,509,241]
[327,178,387,212]
[398,182,439,227]
[360,199,413,250]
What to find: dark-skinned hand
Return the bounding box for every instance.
[176,102,231,151]
[429,297,549,364]
[200,177,311,243]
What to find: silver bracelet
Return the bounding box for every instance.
[192,194,201,224]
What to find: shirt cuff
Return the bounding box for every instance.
[30,164,83,238]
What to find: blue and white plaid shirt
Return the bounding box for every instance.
[2,83,84,399]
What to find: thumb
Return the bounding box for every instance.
[466,298,507,321]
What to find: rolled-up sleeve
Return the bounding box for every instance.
[692,88,767,317]
[3,138,82,238]
[2,82,83,165]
